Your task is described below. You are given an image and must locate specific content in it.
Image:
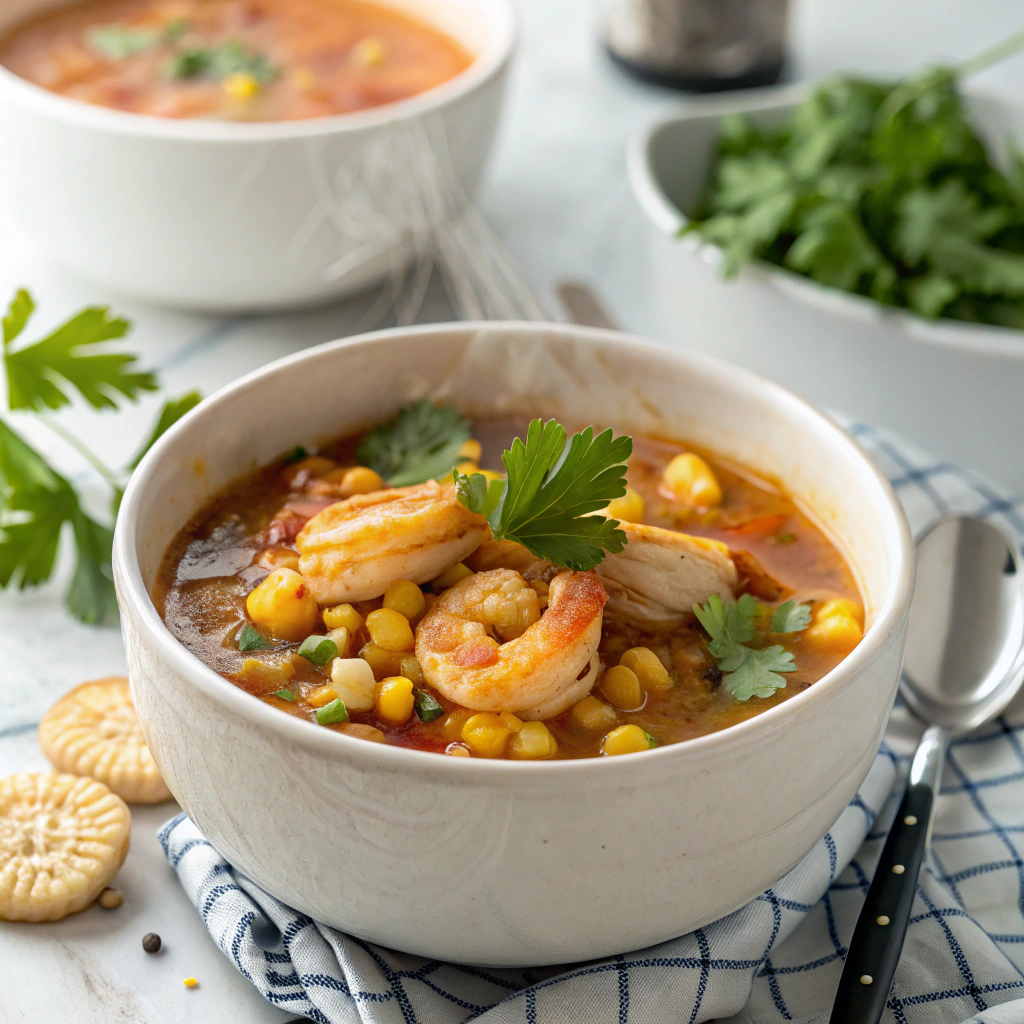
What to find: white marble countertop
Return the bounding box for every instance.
[3,0,1024,1021]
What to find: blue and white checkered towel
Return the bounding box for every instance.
[159,422,1024,1023]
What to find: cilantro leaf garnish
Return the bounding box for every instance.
[0,289,201,624]
[357,400,471,487]
[683,32,1024,328]
[3,290,156,412]
[455,418,631,571]
[771,599,812,633]
[166,41,278,83]
[693,593,798,701]
[0,421,117,625]
[88,25,161,60]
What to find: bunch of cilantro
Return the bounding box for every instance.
[0,289,199,625]
[684,39,1024,328]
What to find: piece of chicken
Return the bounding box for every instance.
[595,522,737,629]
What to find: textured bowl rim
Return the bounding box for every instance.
[627,83,1024,360]
[0,0,516,142]
[114,321,914,778]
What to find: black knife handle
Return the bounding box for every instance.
[827,719,951,1024]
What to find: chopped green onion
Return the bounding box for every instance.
[315,698,349,725]
[643,731,658,748]
[237,622,270,652]
[414,689,444,722]
[285,445,309,464]
[298,635,338,666]
[271,688,295,702]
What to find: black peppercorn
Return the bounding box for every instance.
[142,933,162,954]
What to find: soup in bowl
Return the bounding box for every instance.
[114,322,914,965]
[0,0,514,310]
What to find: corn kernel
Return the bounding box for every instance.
[602,724,652,756]
[352,36,387,67]
[806,614,863,653]
[330,658,376,711]
[377,676,414,725]
[509,721,558,759]
[383,580,427,622]
[338,722,385,742]
[599,665,643,711]
[324,626,351,661]
[446,742,471,757]
[359,642,405,680]
[605,487,645,523]
[572,694,618,731]
[458,439,482,463]
[223,72,261,99]
[238,655,295,688]
[619,647,671,691]
[343,466,385,495]
[477,469,504,483]
[432,562,474,592]
[280,455,336,487]
[443,709,474,742]
[663,453,723,508]
[365,608,415,652]
[453,462,478,476]
[399,654,424,685]
[323,603,363,634]
[816,598,864,627]
[461,712,510,758]
[183,976,199,989]
[499,711,525,732]
[246,567,320,641]
[256,548,300,572]
[293,67,315,89]
[306,684,338,709]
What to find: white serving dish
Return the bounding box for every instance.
[629,85,1024,494]
[113,321,913,967]
[0,0,514,313]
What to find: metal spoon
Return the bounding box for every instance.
[829,516,1024,1023]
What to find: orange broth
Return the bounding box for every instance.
[0,0,473,120]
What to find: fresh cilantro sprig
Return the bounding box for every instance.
[87,19,190,60]
[166,41,278,83]
[683,30,1024,329]
[0,289,201,624]
[454,418,631,571]
[693,593,810,701]
[357,400,471,487]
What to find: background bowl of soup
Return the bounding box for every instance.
[113,321,914,967]
[0,0,515,312]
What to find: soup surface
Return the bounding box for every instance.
[0,0,473,121]
[155,413,864,760]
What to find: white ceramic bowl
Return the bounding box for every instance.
[0,0,514,312]
[113,321,913,967]
[629,85,1024,493]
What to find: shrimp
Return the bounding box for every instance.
[596,521,737,628]
[296,480,488,604]
[415,568,607,720]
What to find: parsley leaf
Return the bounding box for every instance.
[0,421,116,624]
[357,400,471,487]
[87,25,161,60]
[684,41,1024,327]
[770,598,812,633]
[693,593,797,701]
[455,418,631,571]
[3,295,156,412]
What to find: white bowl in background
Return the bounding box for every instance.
[113,321,913,967]
[629,85,1024,494]
[0,0,514,313]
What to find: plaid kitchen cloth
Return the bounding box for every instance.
[159,421,1024,1024]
